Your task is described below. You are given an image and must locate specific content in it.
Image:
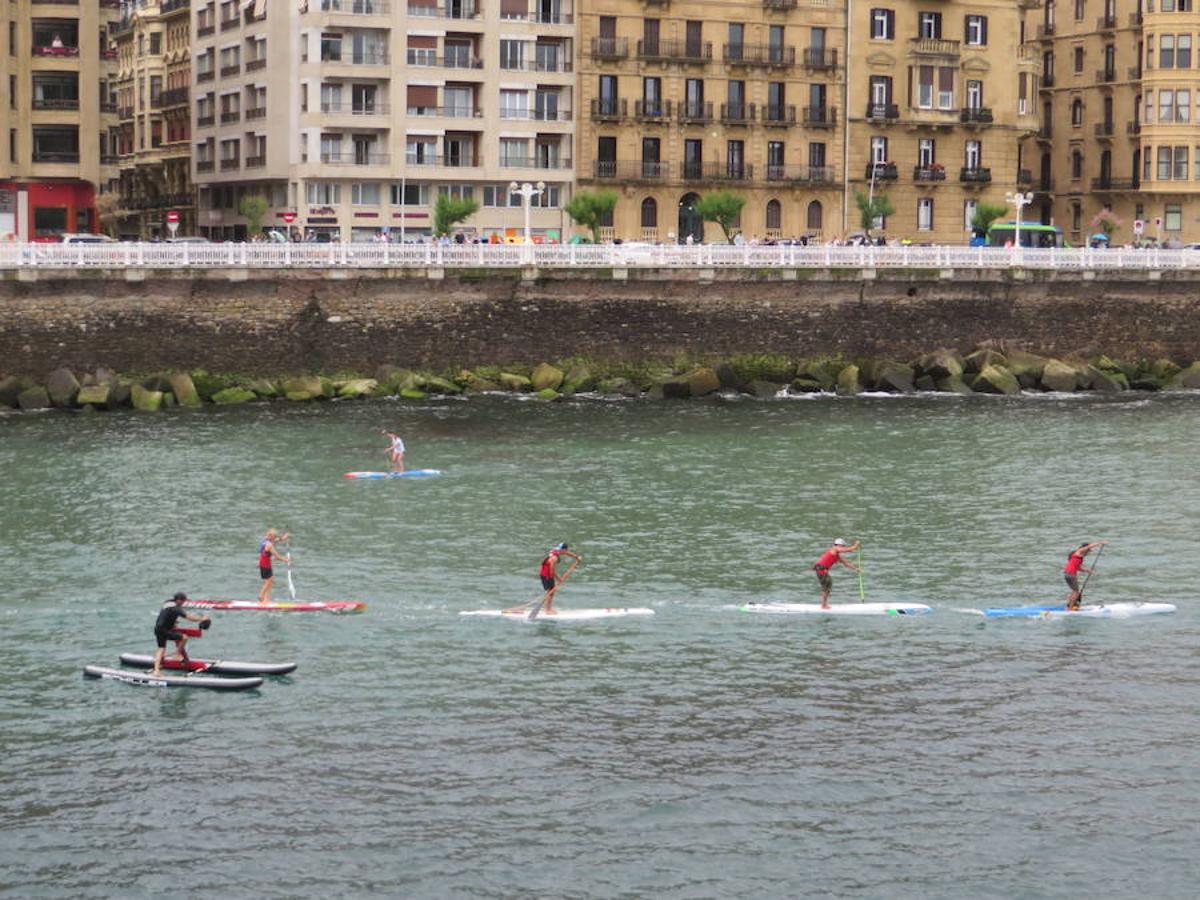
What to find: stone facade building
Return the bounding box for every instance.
[0,0,122,239]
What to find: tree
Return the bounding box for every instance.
[432,193,480,237]
[695,191,747,243]
[1090,207,1124,240]
[564,189,618,243]
[93,192,121,237]
[238,194,270,238]
[970,200,1008,238]
[854,190,896,238]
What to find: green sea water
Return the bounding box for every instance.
[2,393,1198,898]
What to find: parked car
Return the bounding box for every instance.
[59,233,115,243]
[164,236,211,243]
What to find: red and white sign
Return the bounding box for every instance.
[1133,219,1144,235]
[165,210,180,224]
[282,212,297,224]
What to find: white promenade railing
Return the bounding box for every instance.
[1,242,1198,272]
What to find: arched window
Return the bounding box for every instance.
[1071,149,1083,179]
[765,199,782,231]
[1071,98,1083,125]
[640,197,657,228]
[806,200,823,231]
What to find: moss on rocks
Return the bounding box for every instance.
[212,387,257,405]
[131,384,163,411]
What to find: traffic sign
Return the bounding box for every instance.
[165,210,180,224]
[1133,219,1144,235]
[282,212,297,224]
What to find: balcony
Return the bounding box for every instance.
[589,98,626,121]
[591,37,629,60]
[100,49,117,60]
[762,104,796,127]
[161,0,191,14]
[764,164,835,184]
[720,102,756,125]
[499,107,572,122]
[865,102,899,122]
[1017,169,1033,185]
[245,156,266,168]
[33,151,80,163]
[220,111,240,124]
[1035,177,1053,193]
[1036,126,1052,142]
[246,107,267,120]
[634,99,673,121]
[1097,14,1116,32]
[802,105,835,127]
[960,167,992,184]
[866,162,897,180]
[197,70,215,83]
[1091,177,1137,191]
[1127,65,1142,80]
[220,158,240,170]
[530,11,573,24]
[498,57,570,73]
[197,115,215,127]
[246,58,268,72]
[723,44,795,67]
[1095,121,1114,139]
[680,162,753,183]
[1129,11,1143,26]
[321,51,389,66]
[1040,74,1054,89]
[220,64,240,77]
[119,106,135,119]
[32,97,80,111]
[318,152,390,166]
[1095,68,1115,85]
[197,24,216,38]
[319,0,391,12]
[763,0,797,8]
[405,155,479,168]
[638,39,712,64]
[32,44,80,58]
[100,101,117,113]
[1036,23,1055,40]
[913,165,947,183]
[321,102,391,116]
[220,16,240,32]
[500,156,572,170]
[406,3,480,20]
[677,100,714,124]
[960,107,994,125]
[109,18,133,37]
[159,87,189,107]
[408,105,479,119]
[196,160,215,173]
[593,160,672,181]
[1126,120,1140,136]
[909,38,960,59]
[803,47,837,70]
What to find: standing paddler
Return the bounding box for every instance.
[813,538,862,608]
[257,528,291,603]
[382,429,406,472]
[1063,540,1108,611]
[538,542,582,616]
[151,593,210,676]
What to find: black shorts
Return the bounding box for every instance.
[155,629,183,648]
[814,566,833,590]
[260,566,273,579]
[541,575,556,590]
[1064,573,1079,591]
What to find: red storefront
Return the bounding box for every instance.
[0,182,97,241]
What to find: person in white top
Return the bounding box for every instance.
[382,429,405,472]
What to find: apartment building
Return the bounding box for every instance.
[191,0,574,241]
[849,0,1039,244]
[112,0,195,238]
[1031,0,1200,244]
[0,0,121,239]
[576,0,847,242]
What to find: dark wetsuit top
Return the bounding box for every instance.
[155,603,187,635]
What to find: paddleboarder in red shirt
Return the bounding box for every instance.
[1064,541,1108,610]
[257,528,291,603]
[538,542,581,615]
[813,538,862,608]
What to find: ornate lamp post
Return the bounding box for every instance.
[508,180,545,247]
[1005,190,1035,249]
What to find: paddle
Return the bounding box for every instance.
[279,534,297,602]
[528,557,580,622]
[1078,542,1105,605]
[857,546,866,602]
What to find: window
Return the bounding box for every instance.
[351,183,380,205]
[1180,35,1193,68]
[809,142,826,168]
[500,90,529,119]
[765,199,782,231]
[1072,98,1083,125]
[1174,146,1189,180]
[500,40,525,70]
[1177,90,1190,123]
[918,138,935,166]
[641,197,657,229]
[306,182,341,205]
[870,136,888,163]
[964,199,978,232]
[726,140,745,176]
[917,197,933,231]
[391,183,430,206]
[1072,150,1083,179]
[918,12,942,39]
[937,67,954,109]
[965,15,987,46]
[871,8,895,40]
[1160,90,1173,123]
[499,138,527,166]
[1161,35,1175,69]
[1144,150,1152,182]
[967,80,983,110]
[437,185,474,200]
[1158,146,1172,179]
[807,200,823,231]
[406,138,435,164]
[1165,204,1182,231]
[767,140,785,173]
[1074,0,1084,19]
[965,140,981,168]
[1074,46,1084,73]
[916,65,934,108]
[1071,203,1081,234]
[150,32,161,55]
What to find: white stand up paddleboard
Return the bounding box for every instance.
[460,608,655,622]
[344,470,442,480]
[83,664,263,690]
[737,602,932,616]
[973,602,1176,619]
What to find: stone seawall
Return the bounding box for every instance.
[1,268,1197,376]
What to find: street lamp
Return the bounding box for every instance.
[508,180,545,247]
[1005,190,1034,249]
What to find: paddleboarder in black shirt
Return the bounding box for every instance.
[152,593,210,675]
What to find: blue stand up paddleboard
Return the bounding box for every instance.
[978,602,1176,619]
[344,469,442,479]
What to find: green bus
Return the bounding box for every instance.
[985,222,1065,248]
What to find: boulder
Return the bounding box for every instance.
[399,388,428,401]
[1167,361,1200,390]
[596,377,641,397]
[375,364,407,384]
[142,373,173,393]
[964,348,1007,374]
[685,367,721,397]
[934,375,972,394]
[0,375,35,408]
[530,363,564,392]
[420,374,462,395]
[1150,358,1182,382]
[973,364,1021,395]
[337,378,378,398]
[108,380,133,407]
[46,367,80,407]
[285,391,317,401]
[94,367,116,385]
[562,364,596,394]
[1040,359,1079,393]
[247,379,278,397]
[657,377,691,399]
[714,361,743,391]
[1004,350,1048,389]
[875,361,915,393]
[790,376,826,393]
[1085,366,1126,393]
[131,384,163,411]
[914,374,936,392]
[282,375,325,398]
[918,348,963,380]
[17,386,52,410]
[836,365,861,396]
[189,370,237,401]
[167,372,202,407]
[730,354,796,384]
[457,369,501,393]
[535,387,562,401]
[498,372,532,392]
[794,359,840,391]
[746,380,785,398]
[211,387,256,405]
[76,384,111,408]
